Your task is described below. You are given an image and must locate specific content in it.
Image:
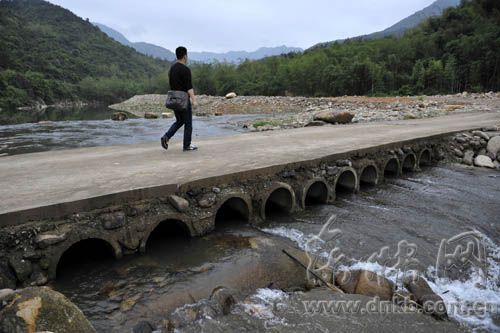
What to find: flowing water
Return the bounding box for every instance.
[0,106,269,156]
[49,165,500,332]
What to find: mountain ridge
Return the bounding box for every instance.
[94,23,302,63]
[311,0,461,49]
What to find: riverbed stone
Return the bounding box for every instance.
[225,92,237,99]
[487,136,500,157]
[0,287,96,333]
[210,287,236,315]
[404,276,448,320]
[305,120,327,127]
[35,233,66,249]
[474,155,495,168]
[8,256,32,282]
[314,111,355,124]
[198,193,217,208]
[354,270,394,301]
[101,212,126,230]
[463,150,474,166]
[112,112,128,121]
[453,148,464,158]
[169,195,189,212]
[144,112,159,119]
[133,320,155,333]
[472,130,490,141]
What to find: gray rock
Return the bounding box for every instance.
[36,233,67,249]
[8,256,33,281]
[212,187,221,194]
[0,287,96,332]
[210,287,236,315]
[0,289,14,301]
[101,212,126,230]
[112,112,128,121]
[472,130,490,141]
[463,150,474,166]
[133,320,155,333]
[336,160,352,167]
[327,166,339,176]
[487,136,500,157]
[305,120,326,127]
[453,148,464,158]
[169,195,189,212]
[474,155,495,169]
[198,193,217,208]
[455,137,468,144]
[494,161,500,170]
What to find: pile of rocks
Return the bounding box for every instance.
[449,126,500,169]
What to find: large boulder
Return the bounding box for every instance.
[335,270,394,301]
[487,136,500,158]
[314,111,355,124]
[404,276,448,320]
[225,92,237,99]
[463,150,474,166]
[474,155,495,169]
[0,287,96,333]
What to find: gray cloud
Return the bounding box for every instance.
[47,0,435,52]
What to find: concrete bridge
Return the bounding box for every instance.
[0,112,498,288]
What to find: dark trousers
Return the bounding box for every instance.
[164,101,192,148]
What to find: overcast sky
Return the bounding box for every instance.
[47,0,435,52]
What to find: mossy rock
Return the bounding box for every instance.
[0,287,95,333]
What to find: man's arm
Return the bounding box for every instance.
[188,88,197,108]
[186,68,197,108]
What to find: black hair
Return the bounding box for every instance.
[176,46,188,60]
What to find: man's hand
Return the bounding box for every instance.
[192,99,198,109]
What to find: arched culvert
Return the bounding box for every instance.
[56,238,116,277]
[359,165,378,188]
[215,197,250,228]
[263,187,294,220]
[419,149,432,167]
[402,154,417,172]
[335,169,357,196]
[384,158,400,178]
[146,219,191,251]
[304,181,329,207]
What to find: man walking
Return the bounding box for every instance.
[161,46,198,151]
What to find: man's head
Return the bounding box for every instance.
[176,46,188,63]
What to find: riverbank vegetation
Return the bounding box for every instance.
[0,0,498,109]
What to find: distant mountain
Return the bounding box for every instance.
[94,23,302,63]
[189,46,303,63]
[94,23,176,61]
[311,0,461,49]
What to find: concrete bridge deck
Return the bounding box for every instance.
[0,111,498,224]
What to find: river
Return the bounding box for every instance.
[0,106,268,156]
[49,165,500,332]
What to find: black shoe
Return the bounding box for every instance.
[183,144,198,152]
[161,136,169,150]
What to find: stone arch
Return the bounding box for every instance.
[141,217,192,253]
[334,168,358,196]
[301,179,331,208]
[359,164,379,189]
[418,149,433,167]
[260,182,296,221]
[214,194,252,228]
[383,157,400,179]
[402,153,418,172]
[50,236,121,280]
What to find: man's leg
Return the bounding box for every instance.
[161,110,184,150]
[183,102,193,149]
[164,110,184,140]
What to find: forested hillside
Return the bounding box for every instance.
[0,0,170,108]
[191,0,500,97]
